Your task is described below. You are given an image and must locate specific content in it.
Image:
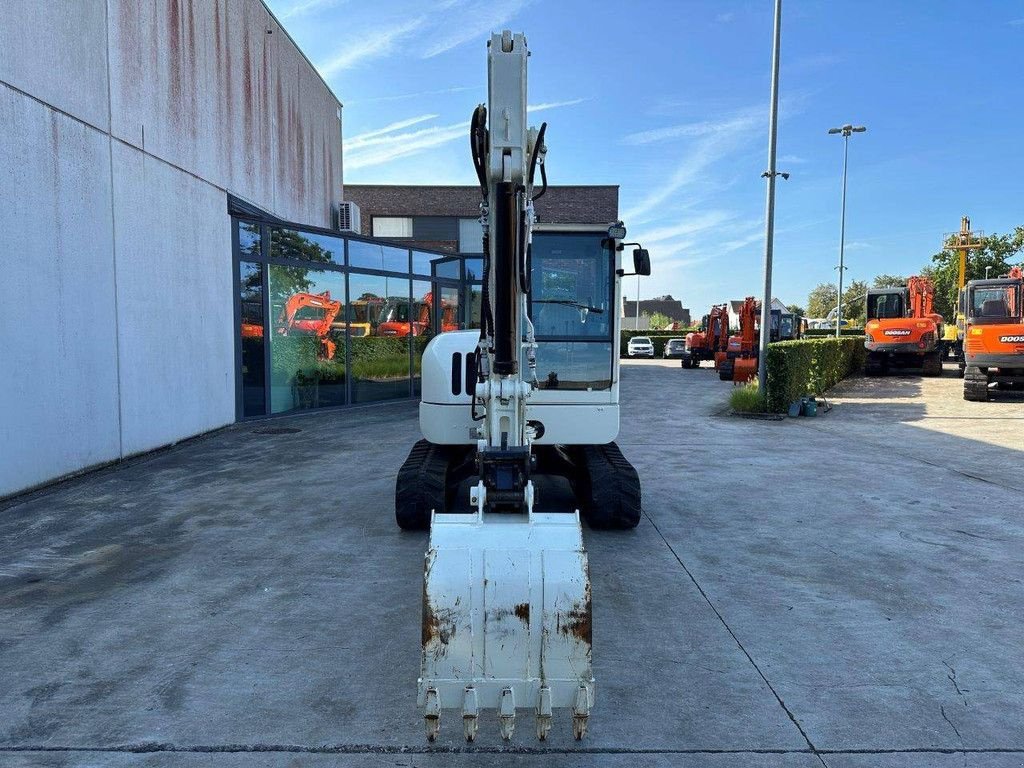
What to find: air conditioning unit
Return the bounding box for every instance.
[335,201,361,233]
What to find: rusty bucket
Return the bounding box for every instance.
[418,508,594,742]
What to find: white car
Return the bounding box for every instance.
[627,336,655,358]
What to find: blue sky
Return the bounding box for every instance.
[267,0,1024,316]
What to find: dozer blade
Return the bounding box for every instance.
[419,508,594,742]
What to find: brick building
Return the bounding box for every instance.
[343,185,619,253]
[622,296,691,328]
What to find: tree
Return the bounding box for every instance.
[841,279,869,325]
[785,303,806,317]
[925,227,1024,319]
[648,311,671,329]
[807,283,838,318]
[872,274,906,288]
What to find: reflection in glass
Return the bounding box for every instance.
[465,283,482,330]
[411,280,434,396]
[434,259,460,280]
[239,261,265,417]
[239,221,261,259]
[268,266,347,413]
[464,259,483,281]
[438,285,460,332]
[349,273,411,403]
[348,240,410,273]
[412,250,436,276]
[270,228,342,265]
[534,342,613,391]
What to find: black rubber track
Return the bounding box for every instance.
[921,351,943,377]
[963,366,990,402]
[574,442,642,530]
[719,360,735,382]
[395,439,451,531]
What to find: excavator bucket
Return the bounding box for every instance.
[419,508,594,742]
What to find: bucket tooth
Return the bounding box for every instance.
[572,683,591,741]
[462,686,479,742]
[498,687,516,741]
[424,687,441,742]
[536,685,553,741]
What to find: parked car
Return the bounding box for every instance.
[663,338,686,359]
[627,336,655,358]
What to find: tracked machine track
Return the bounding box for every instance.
[963,366,990,401]
[396,440,473,530]
[571,442,642,530]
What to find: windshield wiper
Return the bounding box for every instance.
[533,299,605,313]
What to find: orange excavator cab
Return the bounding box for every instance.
[277,291,342,360]
[682,304,729,369]
[962,265,1024,400]
[376,291,459,337]
[864,275,944,376]
[720,297,760,383]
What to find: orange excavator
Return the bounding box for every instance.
[681,304,729,369]
[276,291,342,360]
[376,291,459,337]
[720,296,760,383]
[864,275,944,376]
[963,265,1024,400]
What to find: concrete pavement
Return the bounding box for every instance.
[1,359,1022,766]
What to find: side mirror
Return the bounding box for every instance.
[633,248,651,276]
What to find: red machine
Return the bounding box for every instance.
[276,291,342,360]
[864,275,944,376]
[681,304,729,369]
[376,292,458,337]
[720,297,760,383]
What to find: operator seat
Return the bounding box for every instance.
[982,298,1009,317]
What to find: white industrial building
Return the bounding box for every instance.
[0,1,344,497]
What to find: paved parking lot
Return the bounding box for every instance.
[1,360,1023,767]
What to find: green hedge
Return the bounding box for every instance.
[620,329,698,357]
[764,336,866,413]
[802,328,864,337]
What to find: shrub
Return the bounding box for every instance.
[802,328,864,338]
[765,336,866,413]
[730,380,766,413]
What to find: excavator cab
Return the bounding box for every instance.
[864,277,943,376]
[962,270,1024,400]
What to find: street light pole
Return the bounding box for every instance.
[636,275,640,329]
[828,124,866,337]
[757,0,785,394]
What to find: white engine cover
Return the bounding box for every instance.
[419,331,619,445]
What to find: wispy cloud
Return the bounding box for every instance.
[621,108,764,223]
[528,98,587,112]
[345,114,439,148]
[345,98,585,171]
[421,0,531,58]
[318,17,426,75]
[777,154,807,164]
[622,108,763,146]
[1009,18,1024,26]
[350,86,478,106]
[345,121,468,170]
[278,0,343,19]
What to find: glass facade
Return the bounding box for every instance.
[234,217,483,419]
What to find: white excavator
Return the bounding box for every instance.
[394,30,650,743]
